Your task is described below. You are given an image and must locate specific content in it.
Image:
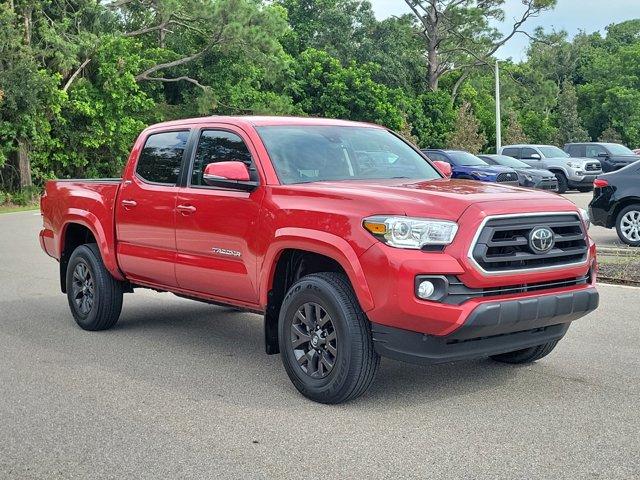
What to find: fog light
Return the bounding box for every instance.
[417,280,435,299]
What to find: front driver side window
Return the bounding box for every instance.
[521,147,538,159]
[586,145,606,158]
[190,130,254,186]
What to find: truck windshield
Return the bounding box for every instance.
[538,146,569,158]
[256,126,441,184]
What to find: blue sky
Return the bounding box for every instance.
[369,0,640,61]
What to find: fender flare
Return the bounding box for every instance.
[259,228,375,312]
[58,208,125,281]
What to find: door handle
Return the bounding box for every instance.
[121,200,137,208]
[176,204,196,214]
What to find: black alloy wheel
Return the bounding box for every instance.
[291,302,338,379]
[71,261,95,316]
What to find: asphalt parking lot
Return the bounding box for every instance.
[1,209,638,479]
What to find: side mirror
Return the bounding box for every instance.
[530,153,541,160]
[433,160,452,178]
[597,152,610,158]
[203,161,257,191]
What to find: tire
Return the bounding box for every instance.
[278,272,380,404]
[490,340,559,364]
[577,186,592,193]
[615,204,640,247]
[66,243,124,331]
[554,172,569,193]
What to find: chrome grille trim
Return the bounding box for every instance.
[467,212,590,276]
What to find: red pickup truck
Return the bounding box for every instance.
[40,116,599,403]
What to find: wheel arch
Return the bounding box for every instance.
[260,230,375,355]
[58,212,123,292]
[612,197,640,228]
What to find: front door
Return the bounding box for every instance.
[116,130,190,287]
[520,147,545,169]
[175,127,264,304]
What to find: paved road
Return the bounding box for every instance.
[1,211,638,479]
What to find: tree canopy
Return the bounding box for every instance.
[1,0,638,198]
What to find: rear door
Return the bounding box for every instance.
[174,126,265,304]
[501,147,521,159]
[116,130,191,287]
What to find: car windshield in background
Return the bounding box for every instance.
[605,143,635,155]
[256,126,441,184]
[488,155,530,168]
[538,146,569,158]
[447,151,488,166]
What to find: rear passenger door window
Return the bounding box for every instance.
[190,130,256,186]
[501,147,520,159]
[136,131,189,185]
[425,152,449,163]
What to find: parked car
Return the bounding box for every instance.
[589,162,640,246]
[421,149,519,185]
[39,116,598,404]
[478,154,558,191]
[565,142,640,173]
[500,144,602,193]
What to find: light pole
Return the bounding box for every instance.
[495,60,502,153]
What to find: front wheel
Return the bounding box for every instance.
[278,272,379,404]
[554,172,569,193]
[616,204,640,246]
[66,243,124,331]
[490,340,559,364]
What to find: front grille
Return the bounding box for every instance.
[585,162,600,172]
[471,214,588,272]
[442,273,591,305]
[496,172,518,183]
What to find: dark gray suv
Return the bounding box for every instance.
[565,142,640,173]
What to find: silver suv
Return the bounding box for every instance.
[499,144,602,193]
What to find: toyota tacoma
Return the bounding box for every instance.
[40,116,599,404]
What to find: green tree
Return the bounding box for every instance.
[503,111,529,146]
[289,48,408,131]
[447,101,486,153]
[556,79,589,144]
[404,0,556,96]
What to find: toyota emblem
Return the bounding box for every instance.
[529,226,555,254]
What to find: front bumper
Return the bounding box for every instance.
[567,174,598,187]
[531,177,559,191]
[372,287,598,364]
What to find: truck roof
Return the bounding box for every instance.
[144,115,383,131]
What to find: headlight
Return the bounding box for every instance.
[471,171,490,177]
[579,208,590,230]
[567,161,584,169]
[363,216,458,249]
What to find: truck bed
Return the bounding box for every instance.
[40,179,123,278]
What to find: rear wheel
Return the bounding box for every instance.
[278,272,379,404]
[615,204,640,246]
[490,340,559,364]
[554,172,569,193]
[66,244,124,331]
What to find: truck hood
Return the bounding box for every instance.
[293,178,571,221]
